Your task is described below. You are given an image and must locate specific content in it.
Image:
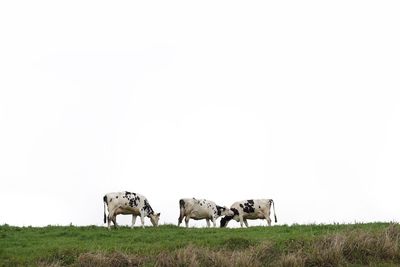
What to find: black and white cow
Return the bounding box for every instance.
[220,199,277,228]
[103,191,160,229]
[178,198,233,227]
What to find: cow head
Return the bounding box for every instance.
[216,205,235,217]
[220,208,239,228]
[221,206,234,216]
[149,212,161,226]
[223,206,235,216]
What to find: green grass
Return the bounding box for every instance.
[0,222,398,266]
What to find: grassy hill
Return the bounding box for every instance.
[0,222,399,266]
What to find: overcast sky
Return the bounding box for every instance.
[1,1,399,227]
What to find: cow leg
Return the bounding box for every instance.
[106,210,111,229]
[111,215,117,228]
[266,216,272,226]
[206,219,210,228]
[212,217,217,227]
[108,207,120,229]
[185,216,190,228]
[107,214,111,229]
[178,214,185,227]
[239,215,244,227]
[131,215,137,228]
[106,209,113,229]
[108,211,117,229]
[140,209,145,228]
[178,212,184,227]
[243,219,249,227]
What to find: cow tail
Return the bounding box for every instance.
[178,199,185,224]
[103,195,108,224]
[271,199,277,223]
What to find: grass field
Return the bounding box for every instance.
[0,222,399,266]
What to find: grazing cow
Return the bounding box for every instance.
[103,191,160,229]
[178,198,233,227]
[220,199,277,228]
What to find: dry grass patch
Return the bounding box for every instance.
[37,261,63,267]
[276,252,306,267]
[341,224,400,264]
[78,251,146,267]
[155,243,274,267]
[302,224,400,266]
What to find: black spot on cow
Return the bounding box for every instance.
[134,196,140,206]
[240,204,243,208]
[125,191,136,198]
[128,196,139,207]
[243,206,254,213]
[216,206,224,216]
[110,198,113,202]
[231,208,239,216]
[116,196,118,198]
[144,199,154,216]
[243,201,255,213]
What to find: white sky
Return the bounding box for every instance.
[1,1,399,227]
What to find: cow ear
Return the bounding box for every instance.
[157,213,161,216]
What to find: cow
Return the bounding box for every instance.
[178,198,234,227]
[220,199,277,228]
[103,191,160,229]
